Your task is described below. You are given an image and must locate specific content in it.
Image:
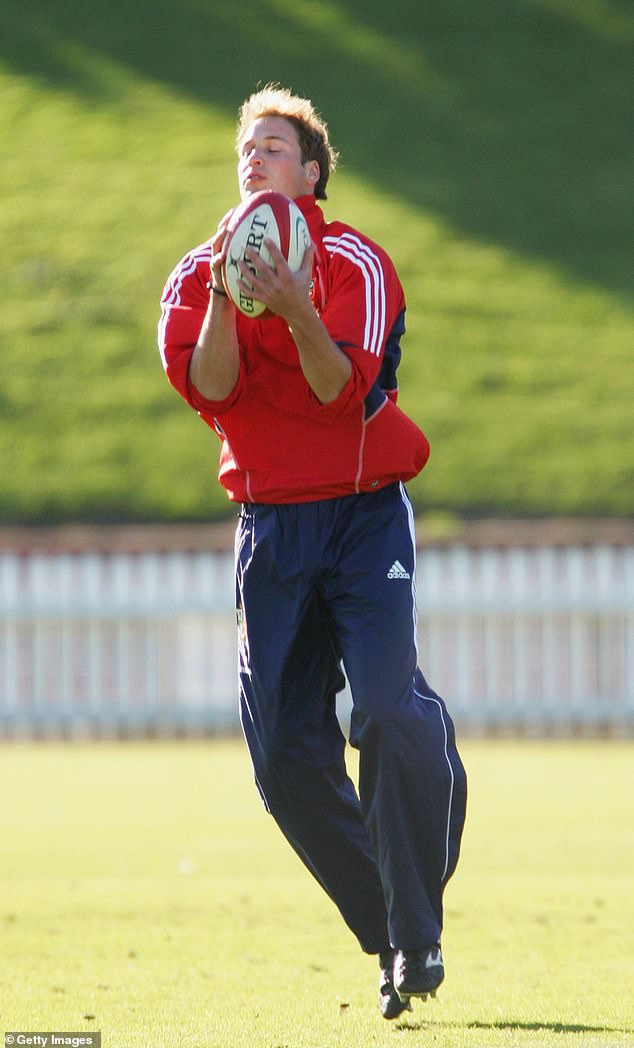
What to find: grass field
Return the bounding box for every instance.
[1,0,633,523]
[0,739,632,1047]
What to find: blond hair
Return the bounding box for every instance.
[236,84,338,200]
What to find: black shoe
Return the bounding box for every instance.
[378,950,413,1020]
[394,944,444,1002]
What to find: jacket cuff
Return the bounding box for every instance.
[307,369,360,418]
[186,369,242,414]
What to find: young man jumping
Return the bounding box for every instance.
[159,84,467,1020]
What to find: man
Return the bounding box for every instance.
[158,84,467,1020]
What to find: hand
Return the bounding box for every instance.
[238,239,315,321]
[209,209,234,292]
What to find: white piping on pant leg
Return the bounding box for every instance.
[414,686,455,884]
[399,490,456,884]
[235,507,256,572]
[399,482,420,657]
[398,490,455,881]
[234,512,273,814]
[235,511,256,680]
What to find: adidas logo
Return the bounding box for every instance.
[387,560,410,580]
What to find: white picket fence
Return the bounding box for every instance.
[1,529,633,736]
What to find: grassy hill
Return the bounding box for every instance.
[1,0,632,523]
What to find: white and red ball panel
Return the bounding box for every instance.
[222,191,311,317]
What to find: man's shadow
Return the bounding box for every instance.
[396,1018,634,1035]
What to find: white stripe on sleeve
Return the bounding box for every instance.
[322,233,387,355]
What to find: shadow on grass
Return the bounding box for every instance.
[396,1018,634,1034]
[4,0,633,300]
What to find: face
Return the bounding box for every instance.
[237,115,319,201]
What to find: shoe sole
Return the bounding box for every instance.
[396,968,444,1003]
[396,987,438,1004]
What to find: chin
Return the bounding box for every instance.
[243,181,269,196]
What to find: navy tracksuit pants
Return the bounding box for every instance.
[235,482,467,953]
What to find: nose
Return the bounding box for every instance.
[243,145,263,166]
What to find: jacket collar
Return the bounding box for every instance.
[295,194,326,238]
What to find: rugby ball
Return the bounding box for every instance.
[222,190,311,317]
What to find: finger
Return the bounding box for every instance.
[211,232,228,267]
[299,241,316,275]
[219,208,234,229]
[262,239,288,272]
[244,247,276,279]
[212,208,238,261]
[213,209,234,244]
[238,257,266,291]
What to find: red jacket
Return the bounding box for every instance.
[158,195,429,503]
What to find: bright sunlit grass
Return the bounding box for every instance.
[1,0,633,523]
[0,739,632,1047]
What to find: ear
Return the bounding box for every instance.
[305,159,320,187]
